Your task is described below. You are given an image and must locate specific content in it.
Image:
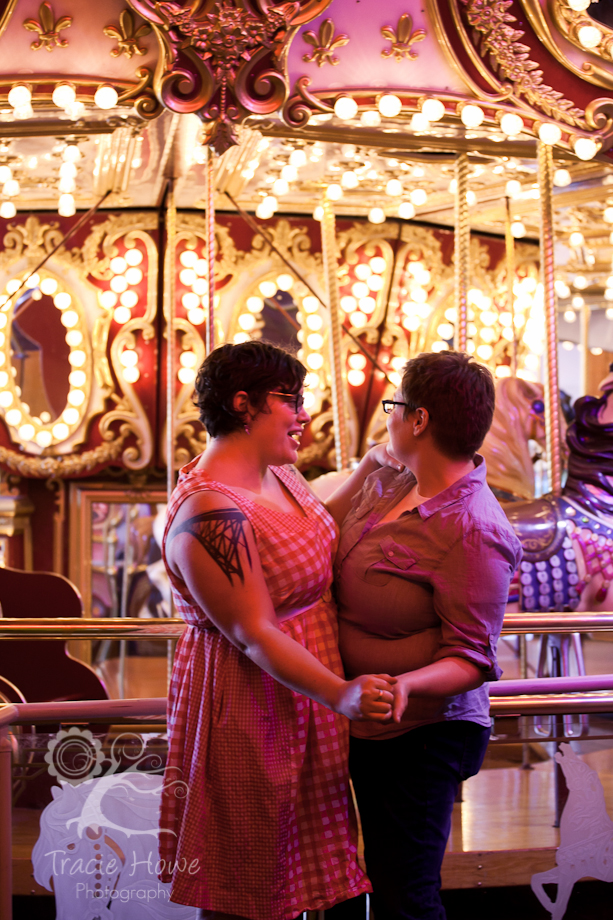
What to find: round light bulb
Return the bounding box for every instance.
[538,123,562,145]
[569,231,585,248]
[0,201,15,219]
[511,221,526,238]
[360,110,381,127]
[7,84,31,108]
[54,292,71,309]
[577,25,601,49]
[188,307,205,325]
[347,369,366,387]
[554,169,572,187]
[500,113,524,137]
[99,290,117,308]
[604,207,613,224]
[0,166,11,184]
[506,179,522,198]
[564,309,577,323]
[261,195,277,212]
[94,84,119,110]
[52,83,76,109]
[125,267,143,285]
[62,146,81,166]
[271,179,289,198]
[259,280,276,298]
[125,248,143,266]
[122,366,140,384]
[574,137,599,161]
[58,194,75,217]
[410,112,430,132]
[460,104,484,128]
[410,188,427,206]
[325,184,343,201]
[334,96,358,120]
[313,205,324,221]
[289,149,307,168]
[386,178,403,197]
[398,202,415,220]
[421,98,445,122]
[341,170,359,189]
[120,349,138,368]
[3,179,19,198]
[113,306,131,324]
[276,273,293,291]
[378,94,402,118]
[368,207,386,224]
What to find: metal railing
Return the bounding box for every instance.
[1,610,613,639]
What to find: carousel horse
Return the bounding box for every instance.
[531,744,613,920]
[481,375,548,501]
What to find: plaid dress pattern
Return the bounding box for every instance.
[159,459,370,919]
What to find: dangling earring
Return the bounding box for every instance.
[244,422,250,435]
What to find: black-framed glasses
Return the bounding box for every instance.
[382,400,409,415]
[269,391,305,413]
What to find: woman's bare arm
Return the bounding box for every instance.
[166,490,395,722]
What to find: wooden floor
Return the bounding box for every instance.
[11,637,613,895]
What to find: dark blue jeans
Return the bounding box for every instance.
[349,720,490,920]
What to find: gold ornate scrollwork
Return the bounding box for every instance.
[128,0,333,152]
[104,8,152,58]
[283,75,334,128]
[302,19,349,67]
[381,13,426,62]
[457,0,586,126]
[23,1,71,51]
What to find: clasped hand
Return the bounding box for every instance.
[336,673,396,721]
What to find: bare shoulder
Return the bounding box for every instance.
[169,487,241,531]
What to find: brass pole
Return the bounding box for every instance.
[165,178,177,503]
[454,154,469,352]
[206,147,215,355]
[580,302,590,396]
[321,199,349,471]
[505,197,517,375]
[538,141,562,497]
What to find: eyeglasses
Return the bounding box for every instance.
[269,391,305,413]
[382,400,409,415]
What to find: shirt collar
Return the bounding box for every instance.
[415,454,487,520]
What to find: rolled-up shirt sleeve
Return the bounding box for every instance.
[430,528,520,681]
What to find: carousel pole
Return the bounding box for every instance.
[505,197,518,375]
[206,146,216,355]
[580,301,590,396]
[321,198,349,471]
[165,177,177,502]
[165,177,178,687]
[538,141,562,497]
[454,153,469,352]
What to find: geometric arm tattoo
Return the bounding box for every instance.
[169,509,253,585]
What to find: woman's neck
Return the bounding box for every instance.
[408,449,475,499]
[196,434,269,492]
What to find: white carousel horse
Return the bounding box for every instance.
[531,743,613,920]
[32,772,197,919]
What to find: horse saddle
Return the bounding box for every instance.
[503,496,580,612]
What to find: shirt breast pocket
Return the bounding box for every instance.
[360,535,419,586]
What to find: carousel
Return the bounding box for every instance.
[0,0,613,917]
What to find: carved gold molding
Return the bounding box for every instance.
[128,0,334,153]
[23,1,71,51]
[457,0,586,126]
[302,19,349,67]
[520,0,613,91]
[381,13,426,62]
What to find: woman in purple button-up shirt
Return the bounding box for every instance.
[327,352,522,920]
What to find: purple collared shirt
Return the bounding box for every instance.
[334,456,522,739]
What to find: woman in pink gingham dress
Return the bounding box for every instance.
[159,343,394,920]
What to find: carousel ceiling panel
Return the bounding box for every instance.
[285,1,467,96]
[0,0,158,82]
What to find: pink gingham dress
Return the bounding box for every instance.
[159,458,370,919]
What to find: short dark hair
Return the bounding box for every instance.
[400,352,495,459]
[194,341,306,438]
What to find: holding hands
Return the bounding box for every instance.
[336,674,396,721]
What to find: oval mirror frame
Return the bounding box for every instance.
[0,270,92,452]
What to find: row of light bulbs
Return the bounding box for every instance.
[328,92,600,160]
[6,82,119,120]
[98,247,145,329]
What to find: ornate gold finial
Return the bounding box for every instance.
[23,2,72,51]
[103,9,151,58]
[381,13,426,61]
[302,19,349,67]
